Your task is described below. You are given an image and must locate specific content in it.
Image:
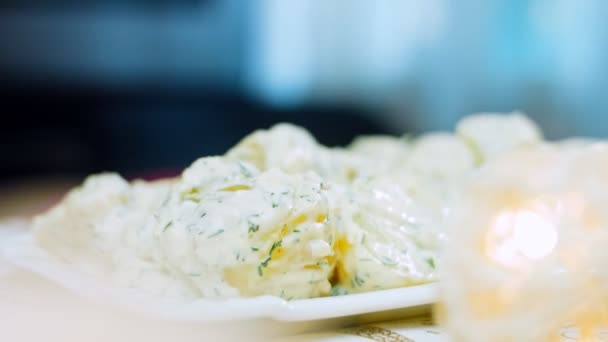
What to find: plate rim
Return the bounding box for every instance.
[0,222,438,322]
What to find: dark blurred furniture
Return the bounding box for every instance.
[0,1,390,182]
[0,82,387,181]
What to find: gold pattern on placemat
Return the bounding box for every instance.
[343,326,415,342]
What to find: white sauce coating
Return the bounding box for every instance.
[31,112,543,299]
[154,157,335,299]
[456,111,542,162]
[32,174,192,297]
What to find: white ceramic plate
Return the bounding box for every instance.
[0,221,437,326]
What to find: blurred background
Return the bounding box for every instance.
[2,0,608,200]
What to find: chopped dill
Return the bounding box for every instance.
[162,221,173,232]
[248,222,260,233]
[381,256,398,267]
[260,257,271,268]
[352,273,365,287]
[330,286,349,296]
[257,254,272,276]
[239,162,253,177]
[208,229,224,238]
[269,240,282,256]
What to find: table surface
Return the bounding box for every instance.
[0,178,78,218]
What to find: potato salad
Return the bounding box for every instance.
[32,112,542,299]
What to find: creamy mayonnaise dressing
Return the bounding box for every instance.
[31,112,543,299]
[225,123,320,175]
[328,177,440,294]
[154,157,335,299]
[31,174,194,297]
[456,111,542,162]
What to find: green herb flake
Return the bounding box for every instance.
[208,229,225,238]
[248,222,260,233]
[268,240,282,256]
[260,257,271,268]
[381,256,398,267]
[353,273,365,287]
[426,258,436,269]
[350,272,365,288]
[251,247,259,252]
[330,286,349,296]
[162,221,173,232]
[161,194,171,206]
[239,162,253,177]
[257,265,264,276]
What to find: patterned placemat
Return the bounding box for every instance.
[279,316,608,342]
[277,316,443,341]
